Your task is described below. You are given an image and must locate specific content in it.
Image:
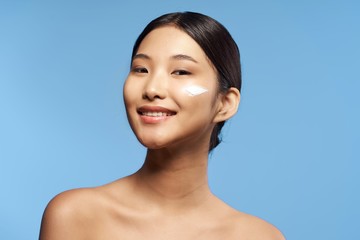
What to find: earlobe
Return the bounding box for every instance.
[213,87,240,123]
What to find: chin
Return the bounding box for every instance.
[137,137,169,150]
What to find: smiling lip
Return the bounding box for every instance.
[137,106,176,123]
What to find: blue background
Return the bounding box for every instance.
[1,1,359,239]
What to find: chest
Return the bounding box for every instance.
[85,215,237,240]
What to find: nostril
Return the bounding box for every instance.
[143,87,166,100]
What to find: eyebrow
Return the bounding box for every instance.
[171,54,198,63]
[132,53,198,63]
[132,53,151,61]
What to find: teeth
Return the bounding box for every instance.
[142,112,172,117]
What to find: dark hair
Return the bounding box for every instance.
[131,12,241,152]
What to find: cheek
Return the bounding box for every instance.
[175,83,218,113]
[169,79,216,110]
[174,80,213,98]
[123,79,139,130]
[123,78,138,106]
[175,81,218,107]
[175,81,220,118]
[182,85,209,96]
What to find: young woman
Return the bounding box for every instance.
[39,12,285,240]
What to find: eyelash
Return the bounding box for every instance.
[131,68,191,76]
[172,70,191,75]
[131,67,148,73]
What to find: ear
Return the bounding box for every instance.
[213,87,240,123]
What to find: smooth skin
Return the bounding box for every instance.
[39,26,285,240]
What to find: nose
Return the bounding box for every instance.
[143,71,168,101]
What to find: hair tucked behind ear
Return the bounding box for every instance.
[210,121,226,151]
[131,12,241,152]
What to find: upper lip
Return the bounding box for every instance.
[137,105,177,115]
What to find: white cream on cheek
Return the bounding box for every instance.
[183,85,209,96]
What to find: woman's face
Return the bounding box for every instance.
[123,26,221,150]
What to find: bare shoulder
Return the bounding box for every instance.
[229,211,286,240]
[39,187,105,240]
[38,179,131,239]
[42,187,100,216]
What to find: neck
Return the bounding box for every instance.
[133,147,212,211]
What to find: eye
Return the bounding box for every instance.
[132,67,148,74]
[172,70,191,75]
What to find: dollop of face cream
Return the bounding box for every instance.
[183,85,208,96]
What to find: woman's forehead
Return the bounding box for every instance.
[135,26,207,62]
